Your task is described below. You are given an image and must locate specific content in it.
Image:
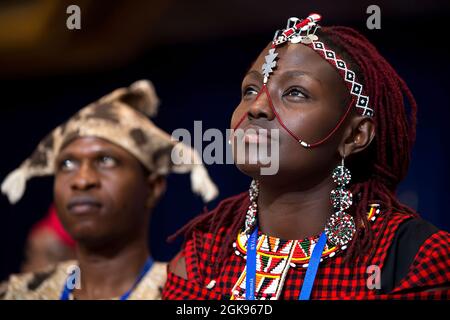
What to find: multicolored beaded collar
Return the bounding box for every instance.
[231,205,380,300]
[234,204,379,267]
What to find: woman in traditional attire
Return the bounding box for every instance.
[163,14,450,300]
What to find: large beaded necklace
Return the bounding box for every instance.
[230,180,380,300]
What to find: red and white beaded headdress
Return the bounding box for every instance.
[265,13,374,118]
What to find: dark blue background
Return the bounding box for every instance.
[1,9,449,281]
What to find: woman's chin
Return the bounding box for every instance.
[235,162,277,180]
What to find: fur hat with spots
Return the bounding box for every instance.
[1,80,218,204]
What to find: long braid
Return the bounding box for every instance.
[320,27,419,261]
[170,26,419,273]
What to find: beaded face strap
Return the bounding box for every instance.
[234,13,374,148]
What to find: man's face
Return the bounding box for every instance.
[54,137,151,246]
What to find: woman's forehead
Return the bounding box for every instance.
[250,43,344,89]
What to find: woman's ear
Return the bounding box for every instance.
[339,116,375,158]
[146,173,167,209]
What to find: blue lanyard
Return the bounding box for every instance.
[298,232,327,300]
[245,227,327,300]
[60,257,154,300]
[245,227,259,300]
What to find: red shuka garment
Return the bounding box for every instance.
[163,192,450,300]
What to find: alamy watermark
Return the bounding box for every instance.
[171,121,280,175]
[366,5,381,30]
[65,264,81,290]
[66,5,81,30]
[366,264,381,290]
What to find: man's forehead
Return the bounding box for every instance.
[59,136,121,154]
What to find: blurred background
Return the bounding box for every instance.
[1,0,449,281]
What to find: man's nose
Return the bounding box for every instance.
[70,163,100,191]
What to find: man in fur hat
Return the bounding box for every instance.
[0,80,218,299]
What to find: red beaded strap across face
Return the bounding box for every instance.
[234,14,373,149]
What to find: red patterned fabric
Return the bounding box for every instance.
[162,193,450,300]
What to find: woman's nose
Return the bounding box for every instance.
[247,87,276,121]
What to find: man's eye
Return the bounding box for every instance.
[98,156,117,168]
[60,159,76,171]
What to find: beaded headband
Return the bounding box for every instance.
[264,13,374,118]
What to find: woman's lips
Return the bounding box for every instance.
[243,131,268,144]
[241,125,271,144]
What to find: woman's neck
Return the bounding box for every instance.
[257,176,334,240]
[73,235,150,300]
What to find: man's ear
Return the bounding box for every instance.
[146,173,167,209]
[338,116,375,158]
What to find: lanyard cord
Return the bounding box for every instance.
[245,228,327,300]
[60,257,154,300]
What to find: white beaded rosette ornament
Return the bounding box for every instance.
[325,158,356,247]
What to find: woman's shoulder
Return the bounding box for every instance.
[395,226,449,281]
[205,191,249,220]
[163,192,249,299]
[187,191,249,236]
[377,212,450,296]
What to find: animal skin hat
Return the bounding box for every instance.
[1,80,218,204]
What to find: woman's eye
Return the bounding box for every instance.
[98,156,117,168]
[285,88,307,99]
[243,87,258,97]
[60,159,76,171]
